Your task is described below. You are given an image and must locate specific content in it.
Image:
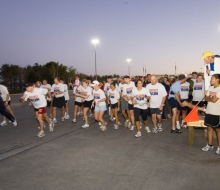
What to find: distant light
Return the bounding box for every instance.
[126,59,131,62]
[91,39,99,44]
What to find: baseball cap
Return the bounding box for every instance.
[25,82,34,87]
[123,75,130,79]
[107,75,112,79]
[201,51,213,60]
[91,80,100,86]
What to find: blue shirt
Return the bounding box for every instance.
[168,81,181,99]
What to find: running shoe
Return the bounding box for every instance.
[8,120,12,123]
[38,131,45,138]
[100,125,107,131]
[124,120,129,127]
[72,119,76,123]
[135,132,141,138]
[127,122,132,129]
[61,117,65,122]
[202,144,214,152]
[171,129,182,134]
[52,118,57,123]
[77,112,80,116]
[216,147,220,155]
[152,127,158,133]
[158,124,163,132]
[98,122,101,126]
[130,125,135,131]
[49,123,54,132]
[82,124,89,128]
[145,126,151,133]
[0,121,7,126]
[167,114,171,119]
[114,124,119,129]
[109,117,114,122]
[12,120,17,127]
[118,122,121,125]
[65,115,70,119]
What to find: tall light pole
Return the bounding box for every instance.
[126,59,131,77]
[91,39,99,80]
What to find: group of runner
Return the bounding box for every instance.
[0,51,220,154]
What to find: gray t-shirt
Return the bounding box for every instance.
[206,85,220,115]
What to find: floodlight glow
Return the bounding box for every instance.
[91,39,99,44]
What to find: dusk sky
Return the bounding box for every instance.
[0,0,220,76]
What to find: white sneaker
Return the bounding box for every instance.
[114,124,119,129]
[8,120,12,123]
[38,131,45,138]
[176,125,181,130]
[118,122,121,125]
[130,125,135,131]
[72,119,76,123]
[152,127,158,133]
[12,120,17,127]
[49,123,54,132]
[82,124,89,128]
[100,125,107,131]
[124,120,129,127]
[216,147,220,155]
[158,124,163,132]
[0,121,7,126]
[145,126,151,133]
[62,117,65,122]
[77,112,80,116]
[52,118,57,123]
[167,114,171,119]
[65,115,70,119]
[202,144,214,151]
[127,122,131,129]
[135,132,141,138]
[99,122,102,126]
[182,124,187,128]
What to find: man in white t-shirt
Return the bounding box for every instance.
[192,74,205,107]
[0,84,16,126]
[20,83,54,138]
[60,78,70,120]
[41,79,52,118]
[146,75,167,133]
[123,75,136,130]
[51,77,66,123]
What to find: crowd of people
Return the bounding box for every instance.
[0,51,220,155]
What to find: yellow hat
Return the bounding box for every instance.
[201,51,213,60]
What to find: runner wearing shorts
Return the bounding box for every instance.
[41,79,52,118]
[60,78,70,120]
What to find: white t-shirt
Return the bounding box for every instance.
[63,84,69,101]
[82,86,93,101]
[146,83,167,108]
[108,88,120,104]
[180,82,189,100]
[93,89,106,107]
[41,84,51,100]
[132,87,151,109]
[118,83,124,94]
[192,81,205,101]
[0,85,11,101]
[51,83,64,98]
[104,82,111,93]
[24,88,48,109]
[123,81,136,105]
[73,85,83,102]
[206,85,220,115]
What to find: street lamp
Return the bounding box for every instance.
[126,59,131,77]
[91,39,99,80]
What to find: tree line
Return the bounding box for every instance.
[0,62,120,93]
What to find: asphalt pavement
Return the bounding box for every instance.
[0,94,219,190]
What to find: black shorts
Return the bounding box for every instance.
[75,101,83,107]
[134,107,148,121]
[4,101,11,106]
[150,108,163,115]
[128,103,134,110]
[179,99,189,111]
[47,100,51,107]
[84,100,93,108]
[168,98,180,109]
[204,114,220,128]
[111,103,119,109]
[192,101,204,107]
[52,96,66,108]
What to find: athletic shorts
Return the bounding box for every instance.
[4,101,11,106]
[75,101,83,107]
[168,98,180,109]
[111,103,118,109]
[179,99,189,111]
[52,96,66,108]
[94,105,107,112]
[128,103,134,110]
[150,108,163,115]
[47,100,51,107]
[84,100,93,108]
[134,107,148,121]
[192,101,204,107]
[121,98,128,110]
[204,114,220,128]
[38,107,46,114]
